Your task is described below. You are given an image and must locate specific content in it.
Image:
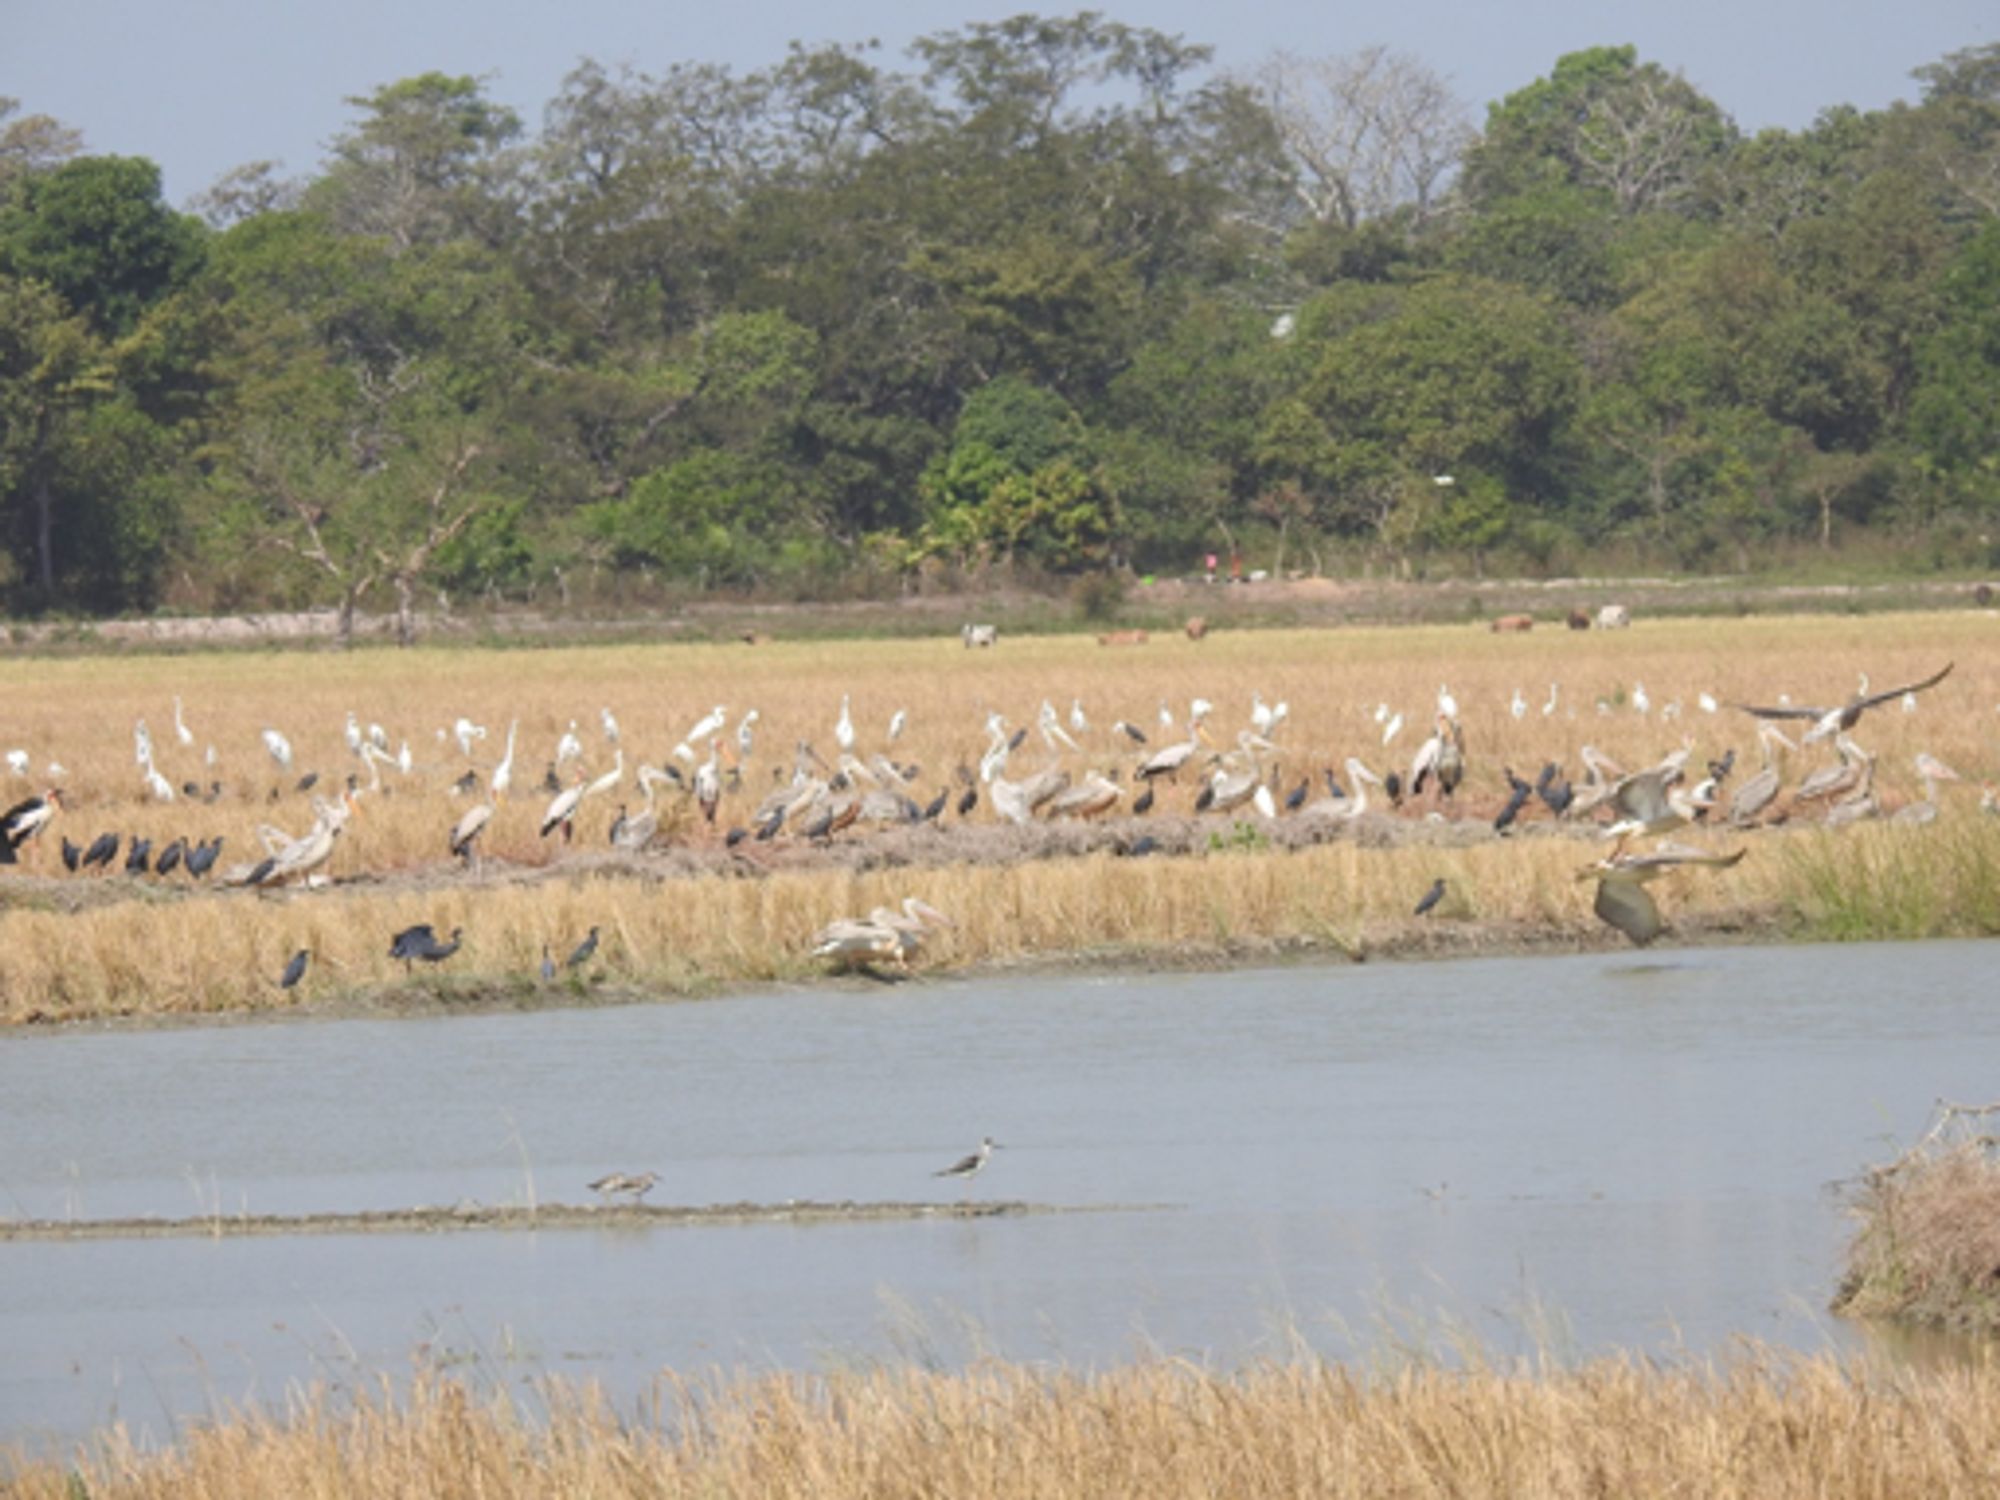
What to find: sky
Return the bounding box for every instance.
[8,1,1994,206]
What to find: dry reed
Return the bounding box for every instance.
[12,1350,2000,1498]
[0,613,1994,1023]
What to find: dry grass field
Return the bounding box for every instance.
[12,1351,2000,1498]
[0,611,1994,1023]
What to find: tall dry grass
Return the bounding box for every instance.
[0,613,1994,1022]
[12,1351,2000,1498]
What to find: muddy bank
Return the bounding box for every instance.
[0,1197,1102,1242]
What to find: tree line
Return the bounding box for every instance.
[2,18,1998,633]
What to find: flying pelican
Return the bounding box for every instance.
[810,896,952,971]
[1895,752,1963,825]
[1732,663,1953,744]
[1567,746,1628,819]
[1602,766,1713,840]
[1576,839,1747,946]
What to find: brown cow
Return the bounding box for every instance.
[1096,630,1150,646]
[1566,608,1592,631]
[1185,616,1209,640]
[1489,614,1534,633]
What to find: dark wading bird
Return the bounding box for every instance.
[1414,877,1447,917]
[279,949,310,989]
[389,923,463,970]
[155,837,187,877]
[1494,767,1534,833]
[185,836,223,878]
[565,925,600,970]
[1731,663,1953,744]
[60,835,81,872]
[1576,840,1747,947]
[82,830,119,872]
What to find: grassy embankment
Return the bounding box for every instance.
[0,612,1993,1024]
[1836,1101,2000,1333]
[12,1352,2000,1498]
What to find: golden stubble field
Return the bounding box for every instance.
[0,610,1995,1022]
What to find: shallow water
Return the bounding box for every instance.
[2,939,1992,1448]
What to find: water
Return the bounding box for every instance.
[2,939,1991,1448]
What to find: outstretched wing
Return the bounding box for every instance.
[1854,661,1953,714]
[1728,700,1826,722]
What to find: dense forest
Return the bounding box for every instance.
[2,17,1998,630]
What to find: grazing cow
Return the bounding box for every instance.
[1096,630,1150,647]
[1489,614,1534,633]
[1185,616,1209,640]
[1596,604,1632,630]
[1566,608,1592,631]
[961,623,998,648]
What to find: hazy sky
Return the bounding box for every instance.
[10,1,1994,205]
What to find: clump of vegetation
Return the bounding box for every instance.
[14,1351,2000,1498]
[1835,1101,2000,1332]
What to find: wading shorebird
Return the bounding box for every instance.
[934,1137,1000,1185]
[587,1171,659,1205]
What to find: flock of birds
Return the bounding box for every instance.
[0,662,1975,969]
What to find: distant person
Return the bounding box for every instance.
[1229,549,1243,584]
[1204,552,1218,584]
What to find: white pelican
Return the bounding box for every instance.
[1047,769,1122,820]
[1727,724,1797,827]
[492,719,518,800]
[262,728,293,771]
[835,694,855,752]
[1301,758,1384,821]
[1577,839,1746,946]
[1733,663,1952,744]
[1824,750,1882,827]
[173,696,195,748]
[810,896,952,971]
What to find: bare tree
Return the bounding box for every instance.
[1575,73,1725,215]
[1249,47,1472,229]
[377,442,484,647]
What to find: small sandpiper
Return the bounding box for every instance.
[587,1170,659,1205]
[933,1137,1000,1183]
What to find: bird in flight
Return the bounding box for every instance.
[1731,663,1952,745]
